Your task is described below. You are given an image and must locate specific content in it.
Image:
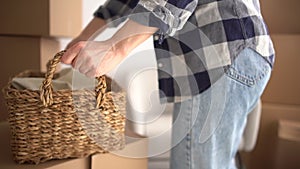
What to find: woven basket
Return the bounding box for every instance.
[2,51,126,164]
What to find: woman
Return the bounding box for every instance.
[62,0,274,168]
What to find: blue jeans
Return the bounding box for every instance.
[170,48,272,169]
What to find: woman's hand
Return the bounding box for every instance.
[61,40,127,77]
[62,20,158,78]
[65,36,86,49]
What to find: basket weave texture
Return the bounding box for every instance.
[2,51,126,164]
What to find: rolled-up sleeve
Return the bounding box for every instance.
[129,0,198,36]
[94,0,139,27]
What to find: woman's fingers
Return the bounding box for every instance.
[85,68,102,78]
[61,41,120,77]
[61,41,86,64]
[77,56,93,74]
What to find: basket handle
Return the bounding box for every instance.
[40,50,107,108]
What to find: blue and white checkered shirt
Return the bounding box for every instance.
[94,0,275,103]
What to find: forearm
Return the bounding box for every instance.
[62,19,158,77]
[109,19,158,56]
[78,17,107,39]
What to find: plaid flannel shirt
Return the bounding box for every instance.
[94,0,275,103]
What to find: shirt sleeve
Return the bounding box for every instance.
[129,0,198,36]
[93,0,139,27]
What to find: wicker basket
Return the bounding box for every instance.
[2,51,126,164]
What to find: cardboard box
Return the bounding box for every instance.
[0,122,90,169]
[241,103,300,169]
[261,34,300,105]
[91,153,148,169]
[0,0,82,37]
[260,0,300,33]
[91,131,148,169]
[0,36,60,121]
[274,120,300,169]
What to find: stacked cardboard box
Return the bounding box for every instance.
[241,1,300,168]
[0,0,82,37]
[241,104,300,169]
[262,35,300,105]
[0,0,82,121]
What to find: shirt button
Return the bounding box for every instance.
[154,35,159,41]
[158,62,163,68]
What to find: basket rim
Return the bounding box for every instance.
[3,69,125,92]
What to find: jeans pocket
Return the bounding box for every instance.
[224,48,271,87]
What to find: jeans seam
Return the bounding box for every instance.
[186,133,192,169]
[185,99,193,169]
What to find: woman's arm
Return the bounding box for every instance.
[62,0,199,77]
[110,19,158,55]
[61,19,158,77]
[67,0,139,49]
[66,17,106,49]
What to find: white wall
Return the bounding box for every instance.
[82,0,106,28]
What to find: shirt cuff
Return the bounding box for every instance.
[129,0,197,37]
[93,0,134,27]
[129,4,170,36]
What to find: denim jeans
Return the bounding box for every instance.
[170,48,272,169]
